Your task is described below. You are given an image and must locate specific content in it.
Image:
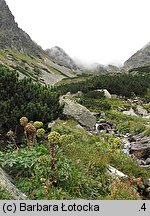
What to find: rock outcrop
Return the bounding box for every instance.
[0,167,27,200]
[60,96,96,130]
[123,108,138,117]
[130,133,150,160]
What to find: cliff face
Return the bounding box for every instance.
[123,42,150,70]
[0,0,42,56]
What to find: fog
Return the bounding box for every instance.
[5,0,150,65]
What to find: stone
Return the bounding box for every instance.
[130,138,150,159]
[145,158,150,165]
[117,107,126,112]
[143,178,150,187]
[107,165,128,178]
[144,115,150,119]
[145,187,150,193]
[0,167,27,200]
[96,89,111,99]
[123,107,138,117]
[60,96,96,130]
[136,105,148,117]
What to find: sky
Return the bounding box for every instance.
[5,0,150,66]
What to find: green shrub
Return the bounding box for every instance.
[0,65,63,139]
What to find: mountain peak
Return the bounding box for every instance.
[46,46,81,72]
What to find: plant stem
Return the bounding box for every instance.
[50,145,55,170]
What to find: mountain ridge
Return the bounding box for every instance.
[46,46,81,73]
[0,0,43,56]
[123,42,150,70]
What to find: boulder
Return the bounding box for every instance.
[96,89,111,99]
[107,165,128,178]
[136,105,148,117]
[123,107,138,117]
[130,134,150,159]
[145,158,150,165]
[143,178,150,199]
[60,97,96,130]
[0,167,27,200]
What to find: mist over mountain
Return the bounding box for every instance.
[1,0,150,82]
[45,46,81,72]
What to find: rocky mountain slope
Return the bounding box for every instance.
[123,42,150,70]
[0,0,76,85]
[46,46,81,73]
[0,0,42,56]
[46,46,109,75]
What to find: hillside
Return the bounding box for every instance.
[123,42,150,70]
[0,0,77,85]
[0,0,150,201]
[46,46,81,73]
[1,66,150,200]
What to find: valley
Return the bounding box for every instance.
[0,0,150,200]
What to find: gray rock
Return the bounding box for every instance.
[96,89,111,99]
[123,41,150,70]
[123,108,138,117]
[145,187,150,193]
[0,167,27,200]
[136,105,148,117]
[107,165,128,178]
[145,158,150,165]
[143,178,150,187]
[45,46,81,73]
[117,107,127,112]
[60,96,96,130]
[107,64,120,73]
[0,0,42,56]
[130,135,150,159]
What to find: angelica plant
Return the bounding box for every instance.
[24,123,36,150]
[6,129,19,151]
[48,131,60,170]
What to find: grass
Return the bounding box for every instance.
[105,110,147,134]
[0,186,14,199]
[55,74,92,86]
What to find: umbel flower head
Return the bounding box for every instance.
[48,131,60,144]
[20,117,28,127]
[25,123,36,133]
[34,121,43,129]
[59,134,74,144]
[6,129,14,137]
[36,128,45,138]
